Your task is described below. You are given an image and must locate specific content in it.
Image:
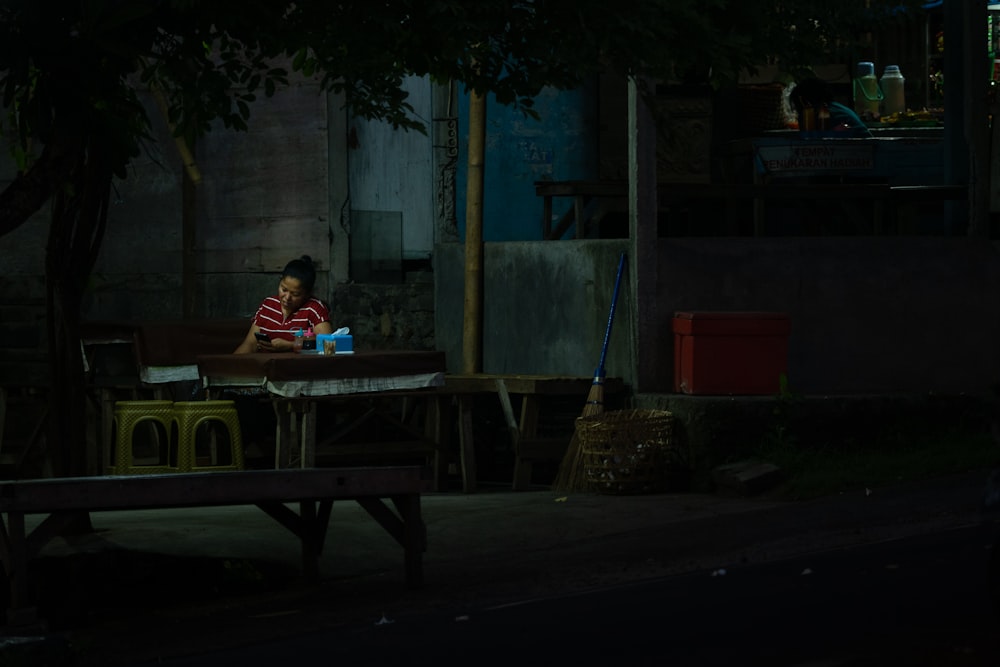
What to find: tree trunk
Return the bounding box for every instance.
[45,138,112,478]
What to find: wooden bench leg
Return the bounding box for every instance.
[495,379,527,489]
[298,500,321,580]
[495,379,545,491]
[256,499,332,582]
[457,396,477,493]
[0,387,7,462]
[396,494,424,588]
[512,395,541,491]
[259,492,424,588]
[0,510,39,628]
[358,495,425,588]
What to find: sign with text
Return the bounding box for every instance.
[754,143,875,175]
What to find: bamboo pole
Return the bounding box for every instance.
[151,86,202,186]
[181,153,197,318]
[149,81,200,317]
[462,87,486,374]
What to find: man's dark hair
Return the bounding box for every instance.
[788,77,833,114]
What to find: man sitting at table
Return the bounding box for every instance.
[234,255,334,353]
[788,77,872,137]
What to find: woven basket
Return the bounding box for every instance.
[575,409,675,495]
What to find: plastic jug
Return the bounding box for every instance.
[880,65,906,116]
[853,61,881,120]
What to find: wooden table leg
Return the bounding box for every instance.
[423,396,449,491]
[273,400,315,468]
[300,400,316,468]
[273,401,290,468]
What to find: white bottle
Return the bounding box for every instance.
[880,65,906,116]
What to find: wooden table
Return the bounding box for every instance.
[130,319,249,385]
[437,374,626,492]
[197,351,449,486]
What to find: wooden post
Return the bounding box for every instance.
[628,78,659,393]
[943,0,987,236]
[956,0,990,237]
[462,88,486,374]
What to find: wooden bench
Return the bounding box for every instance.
[0,465,430,627]
[437,374,626,492]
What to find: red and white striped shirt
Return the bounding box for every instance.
[252,296,330,341]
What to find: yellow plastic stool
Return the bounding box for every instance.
[170,401,244,472]
[109,400,177,474]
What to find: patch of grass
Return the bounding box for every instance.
[756,427,1000,501]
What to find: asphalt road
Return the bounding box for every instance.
[130,520,1000,667]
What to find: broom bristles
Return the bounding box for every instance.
[552,431,581,492]
[552,373,606,492]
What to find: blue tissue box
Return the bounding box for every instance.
[332,334,353,354]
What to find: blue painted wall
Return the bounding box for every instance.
[456,81,598,241]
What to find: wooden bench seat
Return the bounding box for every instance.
[0,465,430,628]
[436,374,627,492]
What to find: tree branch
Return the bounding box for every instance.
[0,138,80,239]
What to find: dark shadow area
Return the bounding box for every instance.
[26,545,300,632]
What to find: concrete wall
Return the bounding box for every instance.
[435,240,635,383]
[331,276,436,351]
[657,237,1000,395]
[434,237,1000,396]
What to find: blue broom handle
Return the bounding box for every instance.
[596,252,627,376]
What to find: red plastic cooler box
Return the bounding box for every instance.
[672,311,790,395]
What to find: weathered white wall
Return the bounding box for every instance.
[434,238,1000,396]
[435,240,635,385]
[0,75,335,323]
[348,75,435,265]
